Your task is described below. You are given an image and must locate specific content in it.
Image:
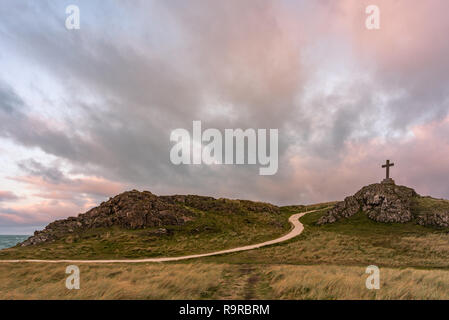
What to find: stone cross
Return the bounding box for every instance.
[382,160,394,179]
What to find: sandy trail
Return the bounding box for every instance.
[0,209,319,264]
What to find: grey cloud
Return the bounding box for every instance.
[0,1,449,206]
[17,159,66,184]
[0,83,97,164]
[0,83,22,115]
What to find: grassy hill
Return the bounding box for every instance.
[0,194,291,260]
[1,194,449,299]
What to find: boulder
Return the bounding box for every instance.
[19,190,194,246]
[318,182,418,225]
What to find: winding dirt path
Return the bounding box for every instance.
[0,209,318,264]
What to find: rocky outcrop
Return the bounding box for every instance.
[416,212,449,228]
[20,190,194,246]
[318,195,360,224]
[318,182,419,225]
[19,191,281,247]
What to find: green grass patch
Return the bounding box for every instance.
[412,196,449,216]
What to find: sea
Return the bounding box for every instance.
[0,235,30,249]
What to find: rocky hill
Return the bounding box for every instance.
[318,182,449,227]
[19,190,280,247]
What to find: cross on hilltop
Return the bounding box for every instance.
[381,160,395,184]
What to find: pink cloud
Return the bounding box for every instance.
[334,0,449,77]
[0,190,19,201]
[287,116,449,203]
[0,199,95,224]
[10,175,126,199]
[1,173,128,226]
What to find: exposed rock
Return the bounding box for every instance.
[318,182,418,225]
[19,190,194,246]
[318,196,360,224]
[19,191,280,247]
[416,212,449,228]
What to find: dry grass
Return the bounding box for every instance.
[1,263,449,300]
[265,265,449,300]
[208,230,449,268]
[207,208,449,268]
[0,263,225,300]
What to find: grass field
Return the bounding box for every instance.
[1,262,449,300]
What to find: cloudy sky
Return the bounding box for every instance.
[1,0,449,234]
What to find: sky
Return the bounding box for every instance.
[1,0,449,234]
